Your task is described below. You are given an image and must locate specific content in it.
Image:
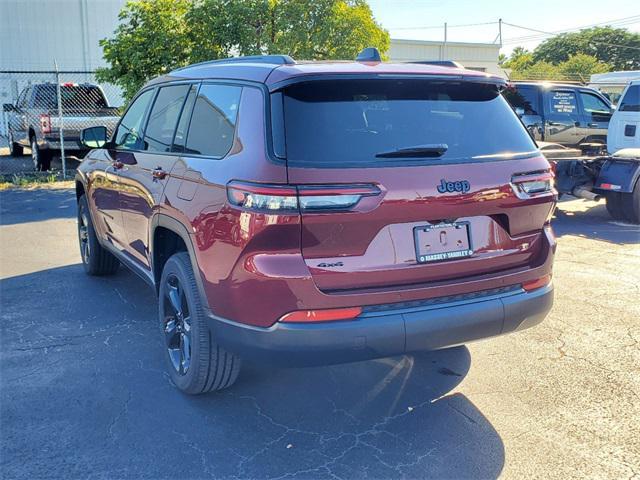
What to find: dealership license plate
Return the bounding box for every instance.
[414,222,473,263]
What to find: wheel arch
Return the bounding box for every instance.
[151,215,210,310]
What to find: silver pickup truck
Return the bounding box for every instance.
[3,83,120,171]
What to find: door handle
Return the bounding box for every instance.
[112,161,124,170]
[152,167,168,180]
[547,121,564,127]
[587,123,599,127]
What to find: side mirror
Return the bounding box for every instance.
[514,107,525,117]
[3,103,14,112]
[80,126,108,149]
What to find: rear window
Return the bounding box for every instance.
[279,79,537,167]
[619,85,640,112]
[33,85,108,110]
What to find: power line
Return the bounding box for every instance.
[501,15,640,44]
[502,21,640,50]
[389,20,498,31]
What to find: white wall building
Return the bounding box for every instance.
[388,39,504,76]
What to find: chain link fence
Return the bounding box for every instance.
[0,70,124,177]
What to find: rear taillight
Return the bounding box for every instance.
[226,181,380,213]
[511,170,555,198]
[279,307,362,323]
[39,114,51,134]
[523,274,552,292]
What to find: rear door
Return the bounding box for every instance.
[608,84,640,153]
[117,83,193,270]
[544,89,581,145]
[281,78,554,293]
[577,89,612,144]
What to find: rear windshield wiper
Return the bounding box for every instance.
[375,144,448,158]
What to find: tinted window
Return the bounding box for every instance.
[114,89,154,150]
[17,88,29,108]
[172,85,198,152]
[281,79,537,167]
[143,84,190,152]
[185,84,241,157]
[548,91,577,115]
[580,91,611,120]
[33,85,108,109]
[619,85,640,112]
[503,86,540,115]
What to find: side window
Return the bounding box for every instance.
[113,89,154,150]
[172,85,198,152]
[143,84,191,152]
[548,90,578,116]
[17,88,29,108]
[580,92,611,121]
[185,84,242,157]
[503,86,539,115]
[619,85,640,112]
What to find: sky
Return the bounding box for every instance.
[368,0,640,56]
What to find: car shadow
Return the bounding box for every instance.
[553,198,640,245]
[0,187,76,226]
[1,264,505,479]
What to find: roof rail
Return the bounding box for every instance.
[407,60,464,68]
[172,55,296,72]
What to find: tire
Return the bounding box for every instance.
[606,192,626,221]
[159,252,241,394]
[77,194,120,275]
[31,138,51,171]
[8,130,24,156]
[620,179,640,224]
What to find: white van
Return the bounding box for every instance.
[608,80,640,154]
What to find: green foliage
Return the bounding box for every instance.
[503,47,534,72]
[98,0,389,101]
[508,53,611,82]
[557,53,610,79]
[532,27,640,70]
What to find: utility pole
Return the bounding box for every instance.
[443,22,448,60]
[498,18,503,46]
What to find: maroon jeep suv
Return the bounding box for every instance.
[76,50,556,394]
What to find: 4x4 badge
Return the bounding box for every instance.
[437,179,471,194]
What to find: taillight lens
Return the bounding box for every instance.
[523,274,552,292]
[39,114,51,134]
[227,181,380,213]
[279,307,362,323]
[511,170,555,198]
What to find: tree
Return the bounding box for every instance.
[557,53,610,82]
[509,61,560,81]
[532,26,640,70]
[96,0,192,101]
[503,47,534,72]
[98,0,389,101]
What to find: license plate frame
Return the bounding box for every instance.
[414,222,473,263]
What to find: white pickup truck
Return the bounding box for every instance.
[3,83,120,171]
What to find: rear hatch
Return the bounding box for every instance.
[608,84,640,153]
[276,78,555,293]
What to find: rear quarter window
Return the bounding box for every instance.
[619,85,640,112]
[279,79,538,168]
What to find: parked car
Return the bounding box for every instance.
[3,82,120,170]
[607,80,640,153]
[75,50,556,394]
[503,81,613,149]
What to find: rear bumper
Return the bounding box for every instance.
[207,283,553,366]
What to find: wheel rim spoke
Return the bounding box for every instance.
[164,275,191,376]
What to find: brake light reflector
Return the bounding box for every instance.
[279,307,362,323]
[523,274,551,292]
[511,171,554,198]
[39,114,51,134]
[226,181,380,213]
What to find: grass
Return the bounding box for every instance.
[0,170,76,190]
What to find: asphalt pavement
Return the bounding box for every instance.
[0,185,638,479]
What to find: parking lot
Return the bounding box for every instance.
[0,181,638,478]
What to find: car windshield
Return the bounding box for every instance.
[33,85,108,110]
[279,79,538,167]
